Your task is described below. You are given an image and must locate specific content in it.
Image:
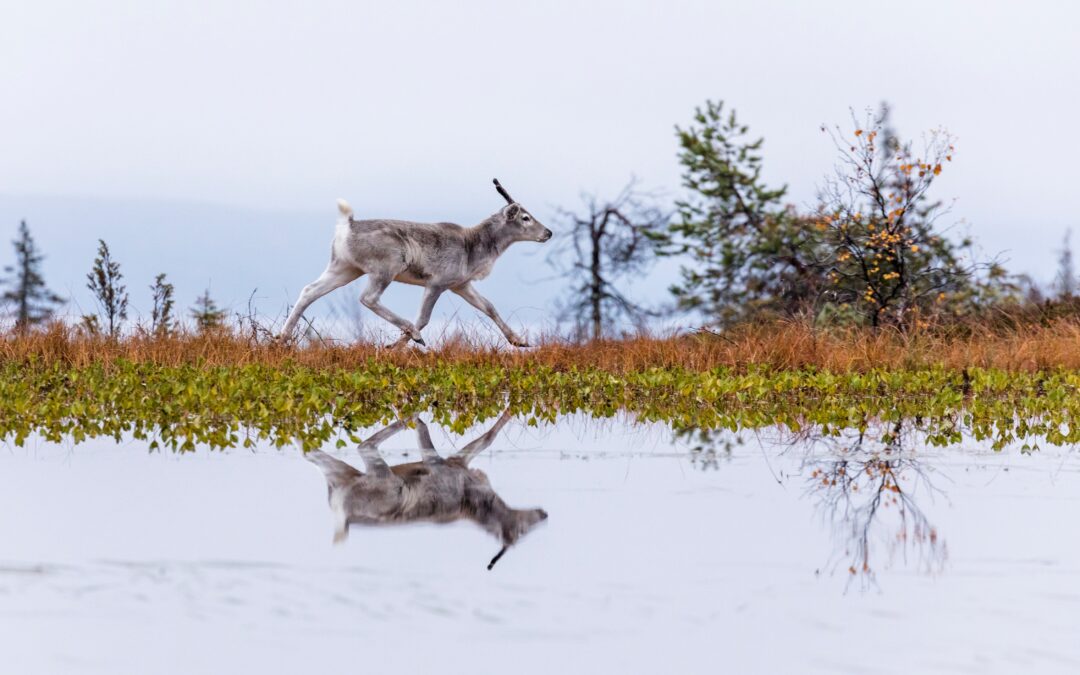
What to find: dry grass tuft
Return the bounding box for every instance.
[3,319,1080,373]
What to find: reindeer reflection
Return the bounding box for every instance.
[307,410,547,569]
[801,422,947,588]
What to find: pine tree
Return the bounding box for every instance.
[661,100,820,326]
[86,239,129,338]
[2,220,64,332]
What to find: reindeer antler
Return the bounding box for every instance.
[493,178,514,204]
[487,545,509,570]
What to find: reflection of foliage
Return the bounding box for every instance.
[678,418,949,587]
[681,428,738,470]
[802,425,947,589]
[690,446,724,471]
[1,359,1080,450]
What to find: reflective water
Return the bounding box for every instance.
[2,415,1080,674]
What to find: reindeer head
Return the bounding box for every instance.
[493,178,552,243]
[487,507,549,570]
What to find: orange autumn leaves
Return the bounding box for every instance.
[813,119,961,323]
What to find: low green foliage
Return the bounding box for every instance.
[0,361,1078,451]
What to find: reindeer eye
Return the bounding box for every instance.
[522,215,531,222]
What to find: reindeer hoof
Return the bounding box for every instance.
[398,327,425,347]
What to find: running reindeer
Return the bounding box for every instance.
[281,179,552,347]
[306,409,548,569]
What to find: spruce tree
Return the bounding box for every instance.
[2,220,64,332]
[191,288,227,333]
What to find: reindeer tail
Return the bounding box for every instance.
[336,198,353,218]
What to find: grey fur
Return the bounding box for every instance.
[306,410,547,569]
[281,181,553,346]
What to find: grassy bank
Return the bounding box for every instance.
[4,319,1080,372]
[2,357,1079,451]
[3,321,1080,450]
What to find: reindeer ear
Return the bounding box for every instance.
[504,204,521,220]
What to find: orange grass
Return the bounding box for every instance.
[4,319,1080,373]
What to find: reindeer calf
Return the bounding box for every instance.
[281,179,552,346]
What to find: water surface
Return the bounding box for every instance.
[2,415,1079,674]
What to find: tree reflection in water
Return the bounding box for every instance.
[799,423,948,589]
[677,419,948,588]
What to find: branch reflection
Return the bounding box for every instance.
[802,428,947,588]
[679,419,948,587]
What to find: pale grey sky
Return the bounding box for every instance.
[1,0,1077,333]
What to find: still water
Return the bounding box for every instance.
[2,414,1079,674]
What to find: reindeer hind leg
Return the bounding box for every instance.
[281,259,359,337]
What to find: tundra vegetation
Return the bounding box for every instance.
[2,101,1079,452]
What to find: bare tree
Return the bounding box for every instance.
[549,180,667,340]
[2,220,64,332]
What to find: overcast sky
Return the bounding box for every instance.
[1,0,1077,335]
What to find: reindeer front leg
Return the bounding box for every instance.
[413,416,445,465]
[452,283,528,347]
[357,419,410,477]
